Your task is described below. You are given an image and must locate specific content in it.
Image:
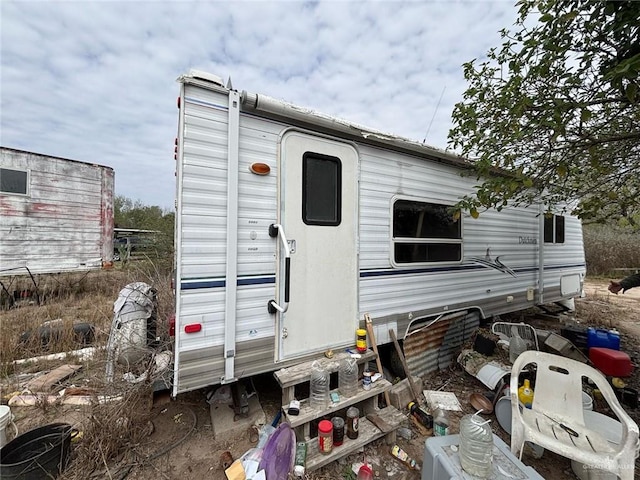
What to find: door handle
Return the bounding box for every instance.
[268,223,290,314]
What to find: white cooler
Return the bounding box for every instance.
[422,434,545,480]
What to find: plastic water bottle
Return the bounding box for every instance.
[338,357,358,397]
[459,412,493,478]
[433,408,449,436]
[309,361,329,409]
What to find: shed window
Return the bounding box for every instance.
[393,199,461,263]
[544,214,565,244]
[302,152,341,226]
[0,168,28,195]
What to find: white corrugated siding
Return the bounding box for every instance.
[174,80,586,394]
[176,86,280,391]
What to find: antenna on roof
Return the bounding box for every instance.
[423,85,446,144]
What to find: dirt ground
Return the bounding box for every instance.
[2,277,640,480]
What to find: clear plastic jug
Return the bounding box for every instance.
[309,361,329,409]
[459,411,493,478]
[338,357,358,397]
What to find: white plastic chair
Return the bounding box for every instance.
[510,351,639,480]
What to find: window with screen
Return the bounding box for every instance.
[544,214,565,244]
[0,168,28,195]
[393,199,462,264]
[302,152,341,226]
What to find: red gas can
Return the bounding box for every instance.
[589,347,633,377]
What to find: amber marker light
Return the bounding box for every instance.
[249,162,271,175]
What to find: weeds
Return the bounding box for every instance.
[0,262,175,477]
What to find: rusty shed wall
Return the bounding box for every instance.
[0,147,114,276]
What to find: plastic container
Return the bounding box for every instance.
[518,379,534,408]
[0,405,13,448]
[310,361,329,409]
[408,401,433,429]
[0,423,75,480]
[293,441,307,477]
[362,369,372,390]
[433,408,449,436]
[346,406,359,439]
[331,416,345,446]
[338,357,359,397]
[582,391,593,411]
[356,329,367,353]
[589,347,633,377]
[459,412,493,478]
[256,424,276,448]
[318,420,333,454]
[509,327,527,363]
[587,328,620,350]
[357,464,374,480]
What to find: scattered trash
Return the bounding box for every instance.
[543,333,588,363]
[408,401,433,429]
[587,327,620,350]
[473,330,498,356]
[19,320,95,349]
[589,347,633,377]
[397,426,412,440]
[293,441,307,477]
[457,350,510,389]
[390,444,420,471]
[12,346,101,365]
[220,450,234,470]
[469,392,494,415]
[423,390,462,411]
[105,282,158,383]
[492,322,539,350]
[433,408,450,436]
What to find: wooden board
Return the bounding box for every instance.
[283,379,391,428]
[274,350,375,389]
[26,364,82,392]
[304,405,405,472]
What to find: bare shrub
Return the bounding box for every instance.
[63,379,154,479]
[1,264,175,479]
[583,224,640,276]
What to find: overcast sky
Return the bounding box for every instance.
[1,1,517,210]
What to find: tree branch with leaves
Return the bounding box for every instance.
[449,0,640,227]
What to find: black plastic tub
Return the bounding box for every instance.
[0,423,75,479]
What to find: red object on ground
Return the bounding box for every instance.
[589,347,633,377]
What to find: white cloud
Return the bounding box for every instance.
[1,0,517,209]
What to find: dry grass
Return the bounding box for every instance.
[0,260,175,478]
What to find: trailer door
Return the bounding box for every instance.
[276,131,359,360]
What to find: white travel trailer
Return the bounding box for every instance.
[172,70,585,395]
[0,147,114,279]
